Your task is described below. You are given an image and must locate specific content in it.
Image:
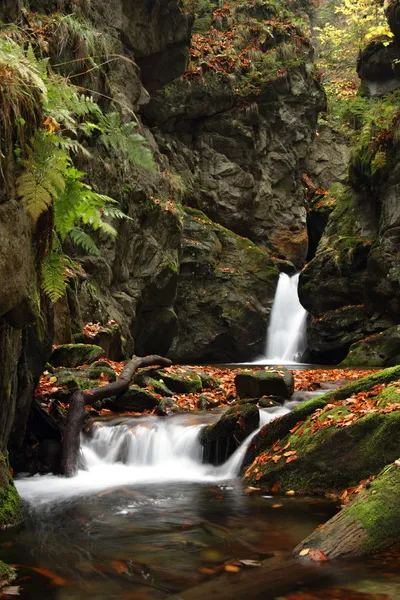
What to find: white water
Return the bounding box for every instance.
[16,407,289,504]
[255,272,307,365]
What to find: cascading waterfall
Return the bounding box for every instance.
[258,272,307,364]
[16,407,289,504]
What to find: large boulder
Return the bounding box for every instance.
[340,325,400,367]
[169,209,279,362]
[243,372,400,495]
[235,369,294,400]
[51,344,105,368]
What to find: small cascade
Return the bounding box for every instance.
[16,408,289,503]
[260,272,307,364]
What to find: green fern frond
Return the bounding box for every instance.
[98,112,155,170]
[17,132,70,221]
[69,227,100,255]
[41,250,68,303]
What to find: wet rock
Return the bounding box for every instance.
[169,208,279,362]
[258,396,285,408]
[201,403,260,466]
[197,395,220,410]
[154,369,203,394]
[157,398,183,415]
[196,371,221,390]
[51,344,105,368]
[235,370,294,400]
[114,385,160,412]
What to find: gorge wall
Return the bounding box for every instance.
[299,0,400,365]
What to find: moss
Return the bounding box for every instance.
[0,561,15,584]
[347,464,400,551]
[235,369,294,399]
[156,370,203,394]
[196,371,221,389]
[114,385,160,412]
[0,454,22,528]
[243,366,400,480]
[340,326,400,368]
[51,344,105,368]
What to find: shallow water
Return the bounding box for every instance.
[3,410,400,599]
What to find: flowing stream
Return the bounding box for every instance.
[255,272,307,365]
[4,403,400,599]
[16,407,289,504]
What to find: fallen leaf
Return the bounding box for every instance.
[224,564,241,573]
[239,560,261,568]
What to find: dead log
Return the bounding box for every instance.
[293,461,400,559]
[60,354,171,477]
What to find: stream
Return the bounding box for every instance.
[2,405,400,599]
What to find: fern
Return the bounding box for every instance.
[17,132,70,221]
[98,112,155,171]
[41,250,70,303]
[69,227,100,255]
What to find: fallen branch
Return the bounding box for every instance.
[60,354,171,477]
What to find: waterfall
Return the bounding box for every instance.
[260,272,307,364]
[16,407,289,504]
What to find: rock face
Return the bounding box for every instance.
[146,66,325,268]
[169,209,279,362]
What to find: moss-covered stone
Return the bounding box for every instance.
[243,366,400,471]
[0,454,22,528]
[258,396,283,408]
[155,370,203,394]
[340,325,400,367]
[235,369,294,400]
[196,371,221,390]
[157,398,183,415]
[51,344,105,368]
[294,462,400,558]
[201,403,259,465]
[114,385,160,412]
[243,369,400,494]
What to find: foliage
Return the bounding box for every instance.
[0,34,154,303]
[314,0,393,127]
[182,0,311,96]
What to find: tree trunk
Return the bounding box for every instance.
[60,354,172,477]
[293,461,400,559]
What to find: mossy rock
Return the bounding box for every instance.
[155,370,203,394]
[258,396,284,408]
[244,378,400,495]
[0,454,22,528]
[51,344,105,368]
[201,403,259,465]
[157,398,183,415]
[114,385,160,412]
[244,365,400,471]
[196,371,221,389]
[133,372,174,397]
[0,561,15,585]
[235,369,294,400]
[340,325,400,368]
[197,394,220,410]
